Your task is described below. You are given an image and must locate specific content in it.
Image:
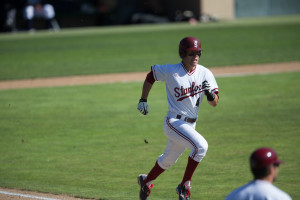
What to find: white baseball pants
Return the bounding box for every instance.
[157,115,208,169]
[24,4,55,20]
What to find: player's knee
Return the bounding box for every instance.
[192,140,208,162]
[201,140,208,155]
[197,137,208,154]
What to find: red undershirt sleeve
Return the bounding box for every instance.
[214,91,219,100]
[146,70,155,85]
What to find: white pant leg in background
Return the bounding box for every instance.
[42,4,55,19]
[24,5,34,20]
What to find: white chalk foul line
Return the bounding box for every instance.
[0,190,60,200]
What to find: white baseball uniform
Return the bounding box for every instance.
[24,4,55,20]
[151,62,219,169]
[225,180,292,200]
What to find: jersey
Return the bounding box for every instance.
[225,180,292,200]
[152,62,218,119]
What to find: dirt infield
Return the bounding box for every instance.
[0,61,299,200]
[0,61,299,90]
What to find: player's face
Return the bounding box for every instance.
[183,50,201,67]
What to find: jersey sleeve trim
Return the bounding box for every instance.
[212,88,219,99]
[212,88,218,94]
[151,65,158,81]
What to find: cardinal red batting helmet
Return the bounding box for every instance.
[250,147,283,169]
[179,36,202,58]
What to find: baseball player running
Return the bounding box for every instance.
[225,147,292,200]
[137,36,219,200]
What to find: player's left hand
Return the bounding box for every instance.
[202,81,215,101]
[202,81,211,95]
[137,98,149,115]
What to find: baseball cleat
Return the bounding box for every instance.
[176,184,191,200]
[138,174,153,200]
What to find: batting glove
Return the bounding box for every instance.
[137,98,149,115]
[202,81,215,101]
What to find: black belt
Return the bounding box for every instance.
[176,115,197,123]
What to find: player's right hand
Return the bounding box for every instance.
[137,98,149,115]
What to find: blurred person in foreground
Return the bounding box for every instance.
[225,147,292,200]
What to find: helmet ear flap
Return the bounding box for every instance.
[179,50,186,58]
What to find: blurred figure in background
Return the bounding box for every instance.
[23,0,59,31]
[1,0,24,32]
[131,0,169,24]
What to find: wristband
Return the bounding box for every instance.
[207,93,215,101]
[139,98,147,102]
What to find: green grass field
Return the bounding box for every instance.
[0,72,299,199]
[0,15,300,80]
[0,15,300,200]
